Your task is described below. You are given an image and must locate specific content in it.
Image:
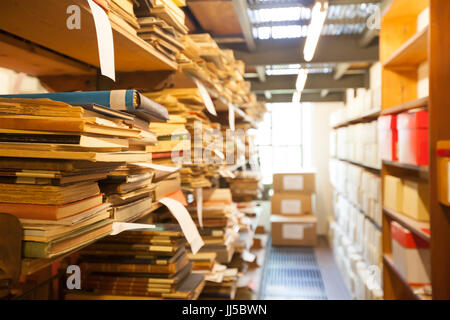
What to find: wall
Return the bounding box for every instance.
[304,101,344,235]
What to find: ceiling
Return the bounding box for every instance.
[184,0,384,103]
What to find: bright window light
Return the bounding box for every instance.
[303,1,329,62]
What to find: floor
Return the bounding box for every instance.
[257,201,351,300]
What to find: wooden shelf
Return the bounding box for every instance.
[382,159,429,178]
[383,254,431,300]
[380,97,428,116]
[383,207,430,242]
[336,157,381,172]
[383,27,428,69]
[0,0,177,76]
[332,108,381,129]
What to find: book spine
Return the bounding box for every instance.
[83,262,173,273]
[22,241,50,258]
[0,91,136,112]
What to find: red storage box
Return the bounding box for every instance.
[378,115,398,161]
[391,221,431,286]
[397,110,429,165]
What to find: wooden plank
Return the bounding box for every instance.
[383,254,429,300]
[429,0,450,300]
[383,27,428,69]
[0,31,95,76]
[382,159,429,177]
[188,1,242,35]
[39,70,174,92]
[383,0,429,20]
[0,0,177,73]
[383,207,430,242]
[332,108,381,129]
[380,96,428,115]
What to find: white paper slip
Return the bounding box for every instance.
[242,250,256,263]
[192,77,217,116]
[281,199,301,214]
[196,187,203,228]
[87,0,115,81]
[110,222,156,235]
[282,224,304,240]
[283,175,304,190]
[228,103,235,131]
[130,162,180,172]
[159,197,204,254]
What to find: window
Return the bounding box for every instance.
[252,103,305,184]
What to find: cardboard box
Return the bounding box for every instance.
[383,175,403,212]
[271,192,313,215]
[402,179,429,221]
[271,214,317,246]
[273,172,315,193]
[391,221,431,285]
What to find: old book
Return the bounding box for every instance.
[0,182,100,205]
[0,115,141,138]
[22,219,113,258]
[1,91,170,122]
[100,178,152,194]
[23,209,110,242]
[81,251,189,274]
[0,171,109,186]
[111,196,152,221]
[0,148,151,162]
[154,173,181,200]
[0,132,129,149]
[0,158,124,173]
[0,193,103,220]
[20,203,111,226]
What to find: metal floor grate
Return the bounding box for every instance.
[260,241,328,300]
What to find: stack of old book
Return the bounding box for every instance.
[99,164,155,222]
[144,89,219,191]
[190,188,239,264]
[0,91,170,258]
[227,171,262,203]
[134,0,187,62]
[65,223,205,300]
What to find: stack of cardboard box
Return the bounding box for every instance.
[270,172,317,246]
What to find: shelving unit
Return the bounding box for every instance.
[332,108,380,129]
[380,0,450,300]
[336,157,381,172]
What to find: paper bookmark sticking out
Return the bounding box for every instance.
[242,250,257,263]
[228,103,235,131]
[196,188,203,228]
[110,222,156,235]
[192,77,217,116]
[87,0,116,81]
[159,197,204,254]
[130,162,180,172]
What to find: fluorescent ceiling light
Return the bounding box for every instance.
[295,68,308,92]
[292,91,301,104]
[303,1,328,62]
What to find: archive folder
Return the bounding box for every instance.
[0,90,169,122]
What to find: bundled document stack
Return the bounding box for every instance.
[0,91,170,258]
[190,188,240,264]
[66,223,205,300]
[135,0,188,62]
[227,171,262,202]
